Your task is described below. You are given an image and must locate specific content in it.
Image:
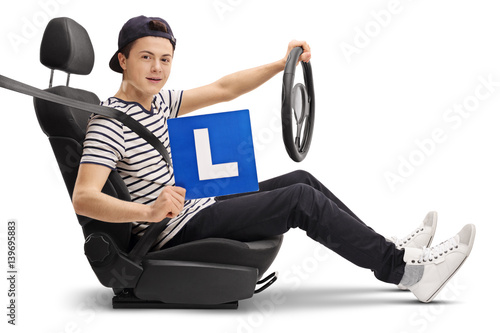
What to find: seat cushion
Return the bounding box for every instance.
[144,236,283,279]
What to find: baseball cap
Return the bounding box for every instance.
[109,15,176,73]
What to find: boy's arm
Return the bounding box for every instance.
[72,163,185,223]
[178,40,311,116]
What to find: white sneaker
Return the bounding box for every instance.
[390,211,438,290]
[390,211,438,250]
[401,224,476,303]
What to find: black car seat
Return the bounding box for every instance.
[32,17,283,309]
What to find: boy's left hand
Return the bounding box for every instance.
[283,40,311,66]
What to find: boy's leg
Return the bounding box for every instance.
[167,180,406,284]
[256,171,436,251]
[218,170,367,225]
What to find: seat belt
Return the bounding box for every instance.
[0,74,173,168]
[127,217,171,263]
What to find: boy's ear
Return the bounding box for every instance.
[118,52,127,71]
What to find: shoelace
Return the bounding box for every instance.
[417,237,459,263]
[391,226,425,247]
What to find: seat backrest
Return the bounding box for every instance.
[33,17,132,251]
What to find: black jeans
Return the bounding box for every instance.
[165,170,405,284]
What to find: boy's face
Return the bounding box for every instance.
[119,36,174,98]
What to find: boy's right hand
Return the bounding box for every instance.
[148,186,186,222]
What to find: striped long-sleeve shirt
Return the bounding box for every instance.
[80,89,215,249]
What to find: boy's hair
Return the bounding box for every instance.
[120,20,169,59]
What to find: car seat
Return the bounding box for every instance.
[33,17,283,309]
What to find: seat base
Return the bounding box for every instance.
[112,292,238,309]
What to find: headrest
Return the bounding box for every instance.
[40,17,94,75]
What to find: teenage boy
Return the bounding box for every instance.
[72,15,475,303]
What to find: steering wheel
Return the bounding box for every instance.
[281,46,315,162]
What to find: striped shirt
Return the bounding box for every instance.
[81,89,215,249]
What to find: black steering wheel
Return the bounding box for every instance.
[281,46,315,162]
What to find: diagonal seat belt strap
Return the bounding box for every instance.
[0,74,172,167]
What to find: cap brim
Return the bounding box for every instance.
[109,50,123,73]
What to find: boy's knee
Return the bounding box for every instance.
[289,169,314,183]
[285,183,316,203]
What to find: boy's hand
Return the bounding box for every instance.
[148,186,186,222]
[283,40,311,67]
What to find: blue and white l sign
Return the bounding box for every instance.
[167,109,259,199]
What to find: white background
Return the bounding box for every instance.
[1,0,498,332]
